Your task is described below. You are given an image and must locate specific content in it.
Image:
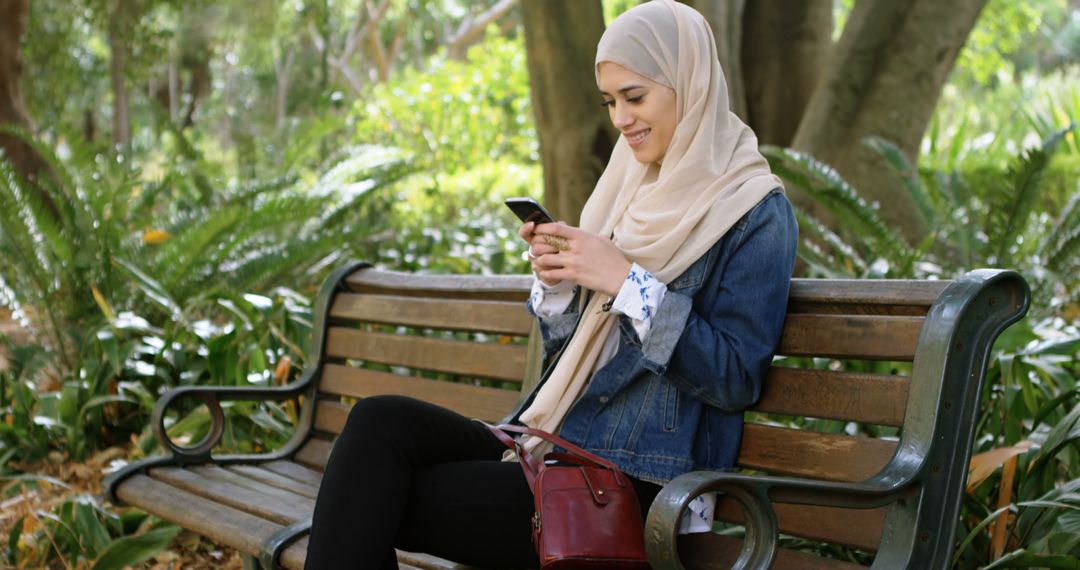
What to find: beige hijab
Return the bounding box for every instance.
[517,0,782,454]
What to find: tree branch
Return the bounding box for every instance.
[446,0,517,58]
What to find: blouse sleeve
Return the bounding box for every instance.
[609,263,667,342]
[528,278,577,318]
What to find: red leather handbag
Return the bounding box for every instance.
[486,423,651,569]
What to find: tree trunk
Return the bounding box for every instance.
[680,0,747,120]
[791,0,988,244]
[107,17,131,149]
[521,0,615,225]
[741,0,831,146]
[0,0,40,166]
[274,45,295,130]
[0,0,58,214]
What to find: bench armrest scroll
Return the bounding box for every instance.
[644,470,914,570]
[151,376,317,462]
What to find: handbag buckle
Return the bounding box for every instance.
[532,511,542,532]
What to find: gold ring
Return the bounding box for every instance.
[542,235,570,251]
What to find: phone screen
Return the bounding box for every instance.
[505,197,554,225]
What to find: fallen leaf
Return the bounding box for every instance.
[967,440,1035,493]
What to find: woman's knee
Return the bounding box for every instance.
[343,394,418,433]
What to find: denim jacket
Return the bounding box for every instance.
[511,189,798,484]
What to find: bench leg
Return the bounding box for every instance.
[243,554,262,570]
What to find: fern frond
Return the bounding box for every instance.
[988,126,1072,264]
[1041,185,1080,265]
[792,206,866,277]
[0,164,53,304]
[153,206,245,292]
[0,125,79,207]
[1046,224,1080,274]
[215,235,339,293]
[946,113,970,172]
[761,145,912,263]
[114,257,181,318]
[222,175,299,206]
[864,136,937,227]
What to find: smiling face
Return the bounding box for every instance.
[597,61,677,165]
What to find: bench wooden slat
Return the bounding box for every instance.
[116,475,282,556]
[318,364,522,424]
[187,465,320,501]
[308,421,897,483]
[222,465,321,499]
[263,460,324,486]
[295,439,333,470]
[714,496,886,553]
[150,467,314,525]
[737,424,896,482]
[325,328,528,382]
[753,367,909,427]
[330,294,533,336]
[679,534,869,569]
[346,269,533,302]
[281,538,308,570]
[224,468,317,498]
[787,279,949,315]
[778,314,923,360]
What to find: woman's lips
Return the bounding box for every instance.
[626,129,650,148]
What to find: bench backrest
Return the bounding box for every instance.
[296,264,1023,567]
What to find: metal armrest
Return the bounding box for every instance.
[645,470,915,570]
[150,372,319,462]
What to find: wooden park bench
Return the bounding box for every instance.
[105,261,1029,569]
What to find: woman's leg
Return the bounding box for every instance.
[305,395,514,569]
[394,459,538,568]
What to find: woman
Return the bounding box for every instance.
[305,1,797,567]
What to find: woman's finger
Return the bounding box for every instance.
[530,242,559,256]
[534,222,578,238]
[517,221,535,240]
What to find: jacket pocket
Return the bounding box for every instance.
[663,382,679,432]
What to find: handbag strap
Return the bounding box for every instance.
[481,422,628,494]
[483,421,542,489]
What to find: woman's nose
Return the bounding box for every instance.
[611,103,633,129]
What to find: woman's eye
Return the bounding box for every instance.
[600,100,615,108]
[627,96,643,104]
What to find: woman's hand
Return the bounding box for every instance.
[518,221,564,287]
[530,222,631,297]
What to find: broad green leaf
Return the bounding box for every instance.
[983,549,1080,569]
[90,525,181,570]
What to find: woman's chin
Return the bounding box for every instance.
[631,149,659,164]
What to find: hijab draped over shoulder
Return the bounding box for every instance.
[517,0,782,452]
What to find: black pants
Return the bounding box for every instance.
[305,395,662,569]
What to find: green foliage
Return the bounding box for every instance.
[379,158,539,275]
[0,474,179,569]
[771,128,1080,319]
[346,31,540,275]
[927,72,1079,172]
[352,33,536,176]
[0,125,409,461]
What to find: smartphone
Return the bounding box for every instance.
[505,197,555,225]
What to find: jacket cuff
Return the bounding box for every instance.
[641,291,692,375]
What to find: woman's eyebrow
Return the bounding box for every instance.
[599,84,647,96]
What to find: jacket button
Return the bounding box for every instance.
[599,396,610,403]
